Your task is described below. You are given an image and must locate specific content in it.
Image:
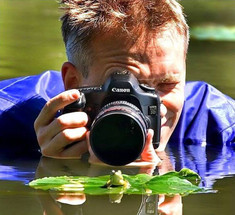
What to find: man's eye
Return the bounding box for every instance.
[157,83,178,92]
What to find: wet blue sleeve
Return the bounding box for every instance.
[170,81,235,145]
[0,71,64,158]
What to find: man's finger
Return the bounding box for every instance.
[34,89,80,130]
[141,129,161,163]
[59,140,88,159]
[40,127,87,157]
[43,112,89,143]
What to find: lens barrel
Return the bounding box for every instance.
[89,101,148,166]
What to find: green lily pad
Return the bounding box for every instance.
[29,168,207,196]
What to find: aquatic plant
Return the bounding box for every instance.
[29,168,208,196]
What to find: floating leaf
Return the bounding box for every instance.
[157,168,201,185]
[29,169,207,196]
[146,176,203,196]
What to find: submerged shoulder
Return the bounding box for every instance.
[171,81,235,145]
[0,71,64,157]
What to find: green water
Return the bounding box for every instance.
[0,0,235,97]
[0,0,65,78]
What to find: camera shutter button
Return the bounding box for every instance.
[139,84,156,92]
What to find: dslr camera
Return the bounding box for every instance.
[63,70,161,166]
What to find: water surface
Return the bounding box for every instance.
[0,144,234,215]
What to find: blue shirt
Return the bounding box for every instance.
[0,70,234,186]
[0,70,234,151]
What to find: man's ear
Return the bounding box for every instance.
[61,62,82,90]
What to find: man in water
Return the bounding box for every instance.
[1,0,233,164]
[34,0,189,163]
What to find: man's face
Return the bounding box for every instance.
[78,29,186,150]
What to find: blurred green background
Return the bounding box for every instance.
[0,0,234,97]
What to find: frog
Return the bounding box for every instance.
[104,170,129,188]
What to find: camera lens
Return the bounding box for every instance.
[89,101,148,166]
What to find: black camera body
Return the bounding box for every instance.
[64,70,161,166]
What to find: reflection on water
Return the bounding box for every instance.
[0,144,234,215]
[168,142,235,189]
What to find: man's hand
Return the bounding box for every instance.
[34,89,89,159]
